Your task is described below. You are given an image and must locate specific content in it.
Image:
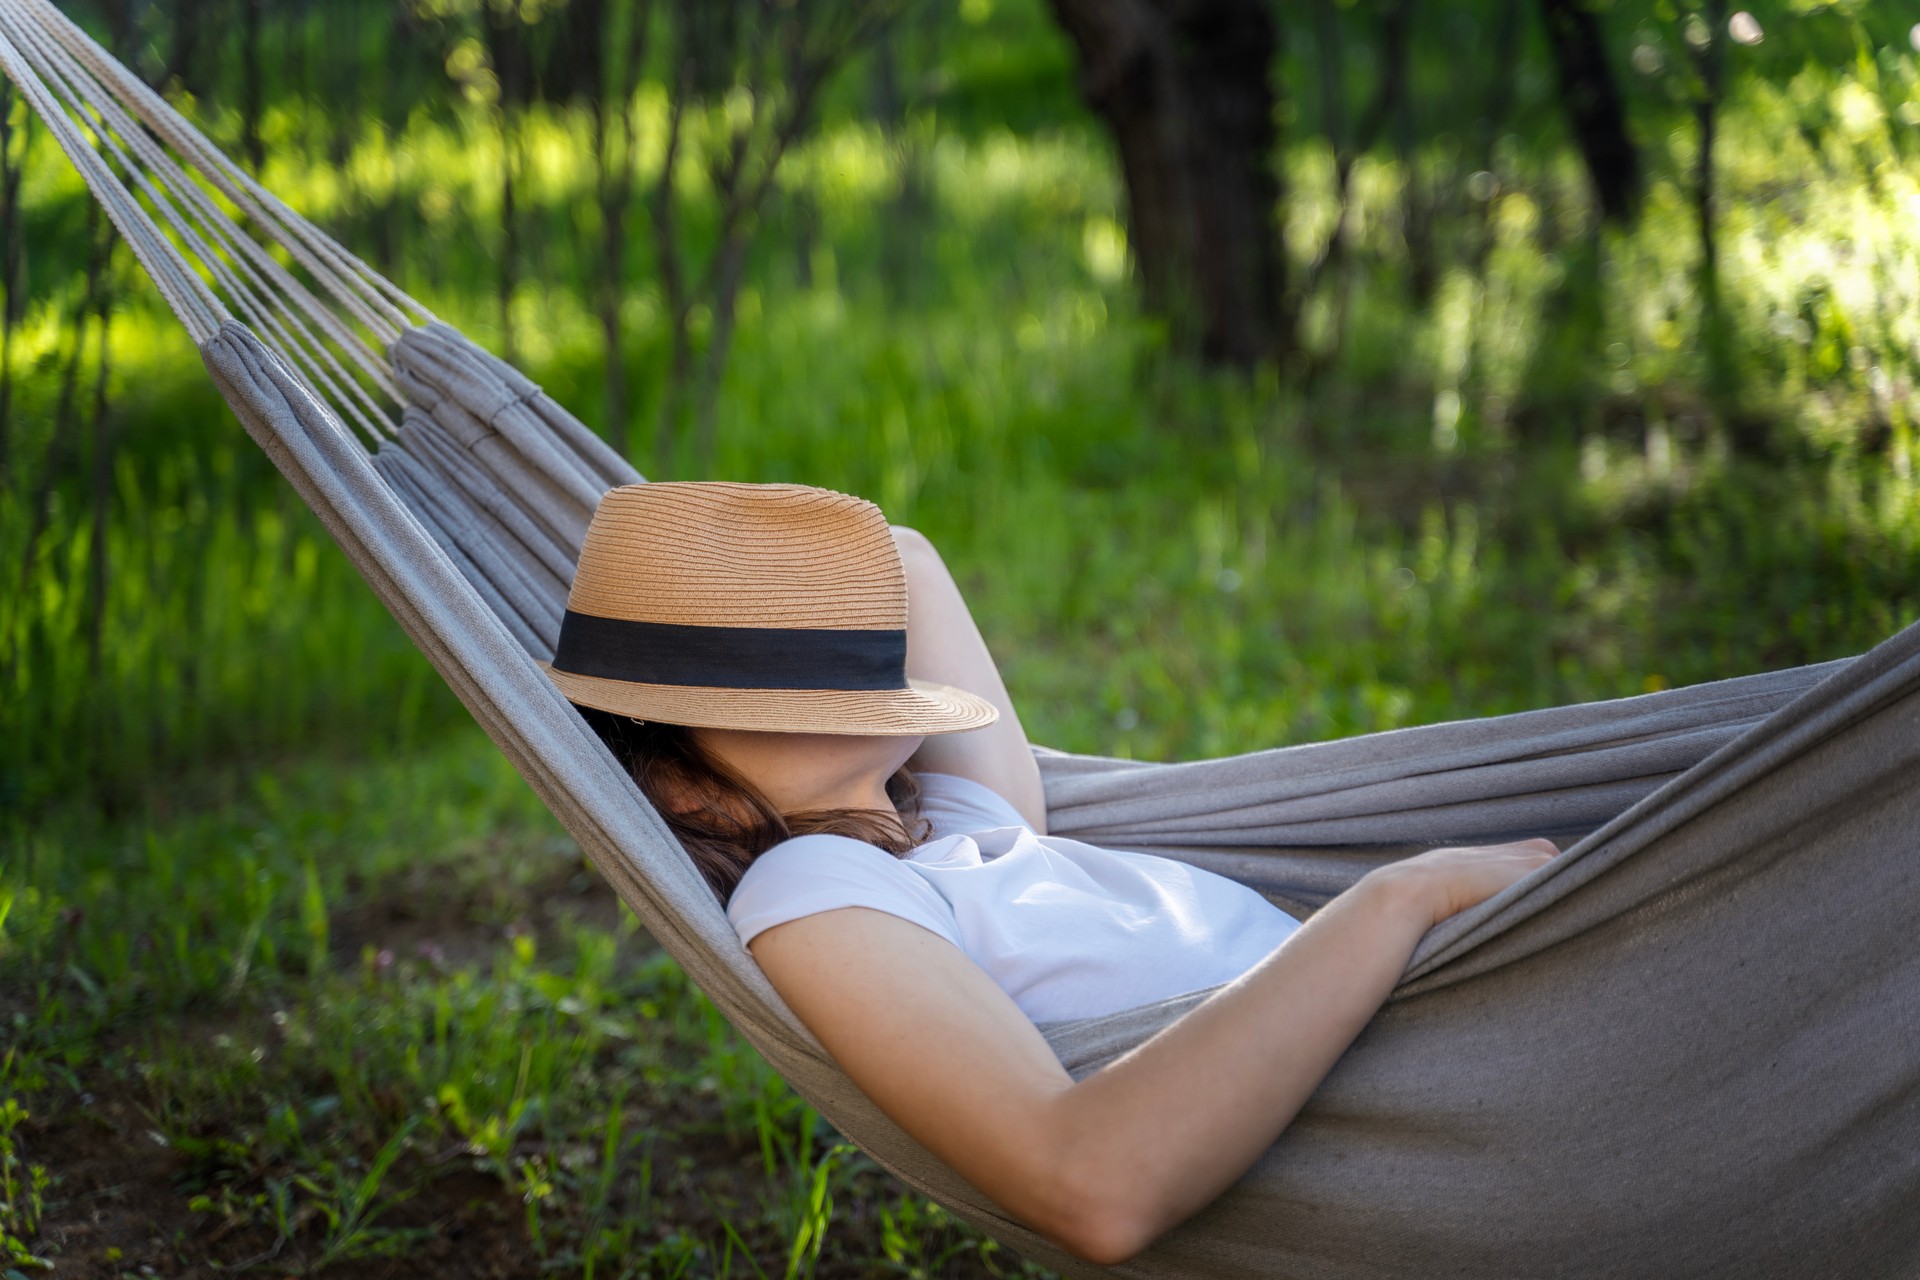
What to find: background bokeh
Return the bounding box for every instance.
[3,1,1918,1274]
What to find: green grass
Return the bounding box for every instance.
[5,0,1920,1271]
[4,733,1046,1276]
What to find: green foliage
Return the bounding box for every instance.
[0,1058,51,1275]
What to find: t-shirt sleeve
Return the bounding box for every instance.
[727,834,963,950]
[914,772,1032,839]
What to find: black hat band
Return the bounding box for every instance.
[551,610,909,691]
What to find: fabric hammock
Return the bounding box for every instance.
[7,3,1918,1274]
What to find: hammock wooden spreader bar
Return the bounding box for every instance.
[8,2,1919,1274]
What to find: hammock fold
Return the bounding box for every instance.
[9,3,1917,1274]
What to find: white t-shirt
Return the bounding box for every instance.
[726,772,1301,1024]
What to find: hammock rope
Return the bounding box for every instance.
[28,0,423,337]
[0,17,219,337]
[1,0,417,424]
[28,19,399,440]
[9,4,1920,1275]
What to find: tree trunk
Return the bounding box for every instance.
[651,84,691,478]
[583,0,649,462]
[1382,0,1434,305]
[17,210,110,599]
[690,231,752,476]
[169,0,208,97]
[499,110,520,366]
[292,1,314,165]
[1691,1,1720,296]
[486,2,525,366]
[85,284,115,679]
[1047,0,1289,369]
[594,98,630,459]
[240,0,265,175]
[1688,0,1738,421]
[0,84,24,482]
[375,3,418,281]
[1537,0,1640,224]
[870,21,920,306]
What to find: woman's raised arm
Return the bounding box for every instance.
[891,526,1047,831]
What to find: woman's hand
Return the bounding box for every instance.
[1365,838,1562,928]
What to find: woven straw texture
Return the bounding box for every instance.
[568,482,906,628]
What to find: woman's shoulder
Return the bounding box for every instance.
[727,832,960,949]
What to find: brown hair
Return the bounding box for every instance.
[577,705,931,904]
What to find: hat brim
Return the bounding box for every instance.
[538,662,1000,736]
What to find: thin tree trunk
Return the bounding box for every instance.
[169,0,206,96]
[499,104,520,365]
[1537,0,1640,223]
[791,185,816,289]
[690,232,752,476]
[292,1,314,165]
[1299,0,1353,376]
[18,211,110,598]
[487,0,526,367]
[324,5,356,176]
[240,0,265,175]
[1308,0,1349,273]
[1383,0,1433,305]
[0,84,25,482]
[94,0,134,54]
[652,80,692,478]
[870,22,912,304]
[1468,0,1523,277]
[883,0,940,302]
[374,4,412,280]
[85,274,115,678]
[1047,0,1290,369]
[590,0,650,462]
[1690,0,1736,415]
[1297,1,1411,376]
[594,94,639,460]
[593,96,629,458]
[1459,0,1526,415]
[1691,3,1721,291]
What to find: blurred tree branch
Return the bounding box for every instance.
[650,0,910,477]
[548,0,655,458]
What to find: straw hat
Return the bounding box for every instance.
[541,482,1000,736]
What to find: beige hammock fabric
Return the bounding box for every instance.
[8,3,1919,1274]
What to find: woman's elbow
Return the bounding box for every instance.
[1046,1208,1159,1267]
[1029,1170,1164,1266]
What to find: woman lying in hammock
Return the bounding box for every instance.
[545,481,1562,1265]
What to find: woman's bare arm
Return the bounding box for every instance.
[891,526,1047,831]
[750,838,1559,1264]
